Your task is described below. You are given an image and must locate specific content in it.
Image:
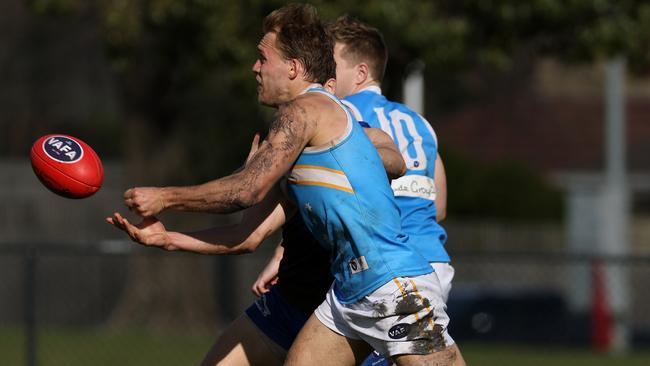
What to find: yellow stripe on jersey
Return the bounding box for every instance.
[289,165,354,193]
[293,164,345,174]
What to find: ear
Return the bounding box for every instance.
[288,59,303,81]
[356,62,370,85]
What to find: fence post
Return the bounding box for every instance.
[591,260,613,351]
[24,246,37,366]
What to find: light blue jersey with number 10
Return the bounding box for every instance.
[343,86,450,263]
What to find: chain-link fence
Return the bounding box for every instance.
[1,243,649,365]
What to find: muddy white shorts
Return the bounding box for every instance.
[430,262,455,303]
[314,271,454,357]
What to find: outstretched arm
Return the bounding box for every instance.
[109,184,294,255]
[124,100,317,217]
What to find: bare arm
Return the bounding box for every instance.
[169,197,291,254]
[363,127,406,179]
[434,153,447,222]
[251,242,285,296]
[109,184,294,255]
[125,100,316,216]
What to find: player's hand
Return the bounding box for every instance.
[124,187,165,217]
[106,212,175,250]
[251,256,280,296]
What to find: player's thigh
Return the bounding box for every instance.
[392,343,458,366]
[285,314,371,366]
[200,313,285,366]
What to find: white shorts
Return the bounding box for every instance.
[314,272,454,357]
[430,262,455,304]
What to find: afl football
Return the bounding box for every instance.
[30,134,104,198]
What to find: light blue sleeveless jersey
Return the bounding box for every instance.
[342,87,450,263]
[287,86,432,304]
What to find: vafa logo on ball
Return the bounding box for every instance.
[42,136,84,163]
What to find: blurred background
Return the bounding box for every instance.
[1,0,650,365]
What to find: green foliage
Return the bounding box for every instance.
[29,0,82,16]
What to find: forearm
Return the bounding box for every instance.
[364,128,406,179]
[166,226,262,255]
[272,242,285,261]
[376,146,407,179]
[434,153,447,222]
[168,193,288,255]
[160,173,257,214]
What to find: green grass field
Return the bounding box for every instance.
[1,327,649,365]
[462,342,650,366]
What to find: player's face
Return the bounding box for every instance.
[252,32,291,107]
[333,42,357,99]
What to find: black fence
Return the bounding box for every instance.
[1,243,649,365]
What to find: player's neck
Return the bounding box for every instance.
[354,80,380,95]
[291,80,321,99]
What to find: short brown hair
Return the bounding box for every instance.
[328,15,388,83]
[263,3,335,84]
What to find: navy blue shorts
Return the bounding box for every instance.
[245,286,311,351]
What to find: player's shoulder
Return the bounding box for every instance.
[279,91,340,126]
[298,90,344,117]
[278,93,322,117]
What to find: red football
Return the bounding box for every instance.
[30,134,104,198]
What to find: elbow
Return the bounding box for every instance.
[234,190,263,210]
[209,243,255,256]
[229,230,265,255]
[387,161,406,180]
[237,181,269,208]
[397,161,407,178]
[236,246,256,255]
[243,230,266,253]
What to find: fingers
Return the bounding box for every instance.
[106,212,125,229]
[124,188,137,212]
[123,188,150,217]
[251,276,276,297]
[120,216,140,240]
[251,277,264,296]
[106,212,140,243]
[251,284,261,297]
[251,282,268,297]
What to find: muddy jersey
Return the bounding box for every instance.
[287,86,432,304]
[342,86,450,263]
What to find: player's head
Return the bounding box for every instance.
[327,15,388,98]
[253,3,335,106]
